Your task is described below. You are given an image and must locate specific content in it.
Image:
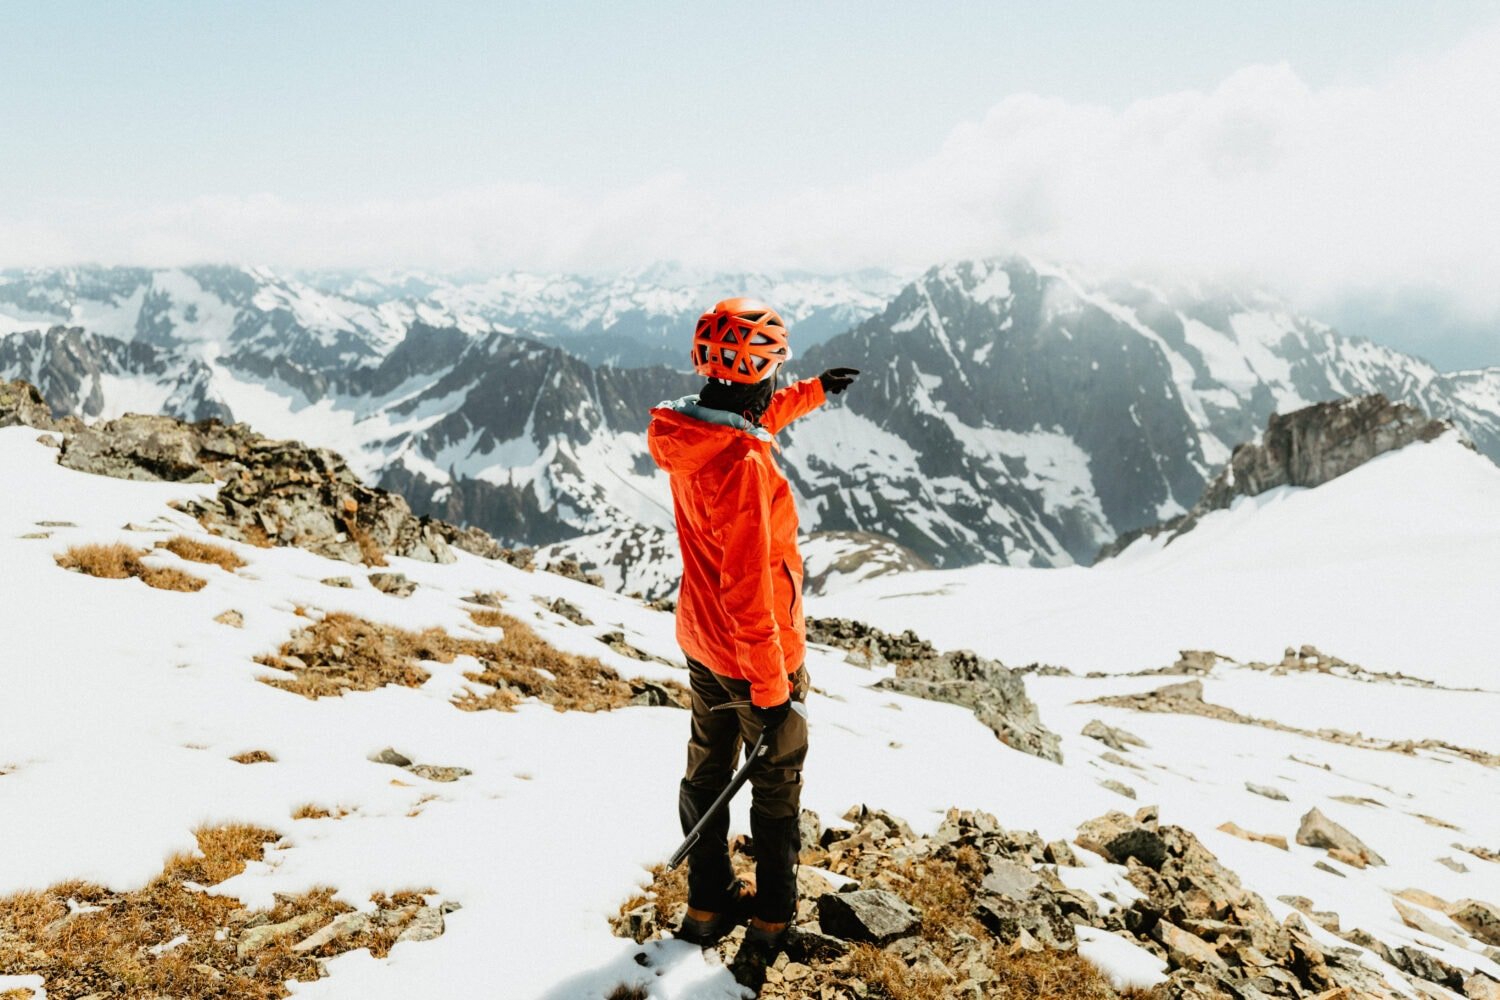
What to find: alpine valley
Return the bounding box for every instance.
[3,259,1498,597]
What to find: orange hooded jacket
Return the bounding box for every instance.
[647,377,827,707]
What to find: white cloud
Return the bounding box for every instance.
[6,20,1500,314]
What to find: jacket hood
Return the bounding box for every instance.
[648,395,772,476]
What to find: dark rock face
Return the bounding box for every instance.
[808,615,1062,763]
[0,327,229,423]
[876,650,1064,764]
[1100,394,1454,558]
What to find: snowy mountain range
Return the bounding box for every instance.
[2,260,1498,596]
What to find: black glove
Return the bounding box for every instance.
[819,367,860,396]
[752,698,792,735]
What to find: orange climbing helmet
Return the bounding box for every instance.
[691,297,791,383]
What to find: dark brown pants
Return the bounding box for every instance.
[679,655,809,922]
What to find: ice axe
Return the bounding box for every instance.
[667,701,808,871]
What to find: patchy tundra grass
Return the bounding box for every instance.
[255,608,688,712]
[0,824,446,999]
[55,542,206,592]
[156,535,247,571]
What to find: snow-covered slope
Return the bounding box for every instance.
[818,432,1500,690]
[3,422,1499,998]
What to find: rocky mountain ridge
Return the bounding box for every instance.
[4,258,1500,595]
[1099,394,1458,558]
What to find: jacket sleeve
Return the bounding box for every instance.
[714,455,790,707]
[760,376,827,436]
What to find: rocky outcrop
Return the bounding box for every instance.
[806,616,938,666]
[807,616,1062,762]
[52,412,455,564]
[2,378,542,569]
[0,379,60,431]
[1100,394,1456,559]
[875,651,1064,763]
[885,656,1060,764]
[615,803,1435,998]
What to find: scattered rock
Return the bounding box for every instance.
[1389,944,1465,991]
[1083,719,1149,752]
[1217,822,1289,851]
[544,557,603,587]
[367,747,470,783]
[1246,783,1290,801]
[369,572,416,597]
[1313,861,1346,878]
[1153,919,1228,972]
[368,747,413,768]
[815,889,921,945]
[1296,808,1386,866]
[805,616,936,666]
[1076,811,1169,869]
[1466,973,1500,1000]
[292,911,370,953]
[214,609,245,628]
[1277,895,1340,933]
[406,764,471,783]
[1393,898,1469,947]
[321,576,354,588]
[1100,779,1138,799]
[1395,888,1451,911]
[627,679,688,708]
[1448,898,1500,946]
[1437,856,1470,873]
[542,596,592,625]
[396,906,445,943]
[237,911,325,958]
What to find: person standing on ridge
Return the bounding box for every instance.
[646,298,859,959]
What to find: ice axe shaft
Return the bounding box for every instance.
[668,731,768,871]
[667,701,807,871]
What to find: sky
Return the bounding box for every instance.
[3,0,1500,367]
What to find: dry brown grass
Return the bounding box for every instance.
[256,610,687,712]
[240,522,274,548]
[291,804,349,821]
[255,613,447,698]
[847,945,952,1000]
[55,542,207,592]
[340,512,387,568]
[988,947,1149,1000]
[468,608,507,628]
[0,824,442,999]
[230,750,276,765]
[157,535,246,571]
[892,858,983,942]
[1,988,37,999]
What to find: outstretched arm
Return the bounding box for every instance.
[760,377,826,436]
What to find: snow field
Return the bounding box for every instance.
[4,424,1499,997]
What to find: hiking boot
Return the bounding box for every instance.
[730,918,789,990]
[674,879,755,945]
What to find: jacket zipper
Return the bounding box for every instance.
[784,561,798,620]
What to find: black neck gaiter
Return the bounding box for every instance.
[697,375,777,425]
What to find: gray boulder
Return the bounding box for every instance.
[816,889,921,945]
[1295,808,1387,866]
